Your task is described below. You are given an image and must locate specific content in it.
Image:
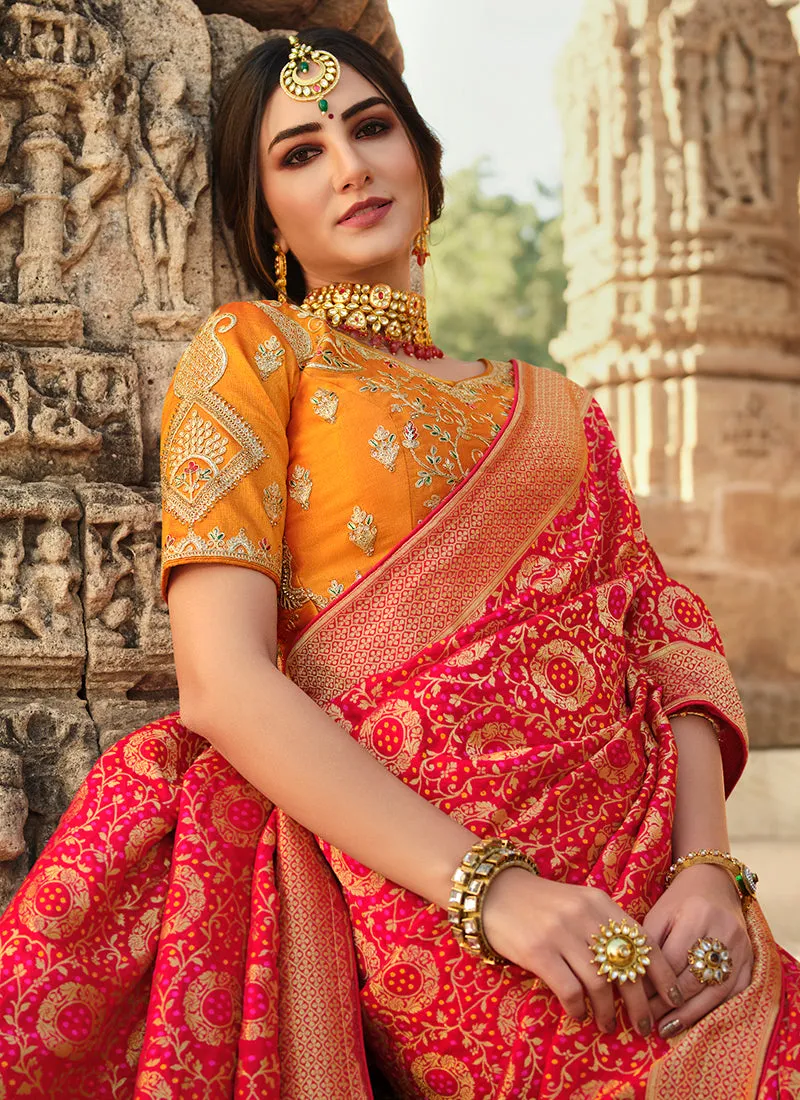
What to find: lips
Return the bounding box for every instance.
[339,198,391,224]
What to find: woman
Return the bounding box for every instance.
[0,26,798,1100]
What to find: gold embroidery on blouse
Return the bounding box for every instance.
[254,334,285,380]
[328,579,345,597]
[252,300,317,363]
[162,311,267,527]
[368,425,400,472]
[163,524,281,577]
[402,420,420,450]
[263,483,284,527]
[279,542,329,612]
[348,506,377,556]
[311,388,339,423]
[288,465,313,509]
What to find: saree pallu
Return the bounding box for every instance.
[0,362,798,1099]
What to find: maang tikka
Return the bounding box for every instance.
[280,34,341,113]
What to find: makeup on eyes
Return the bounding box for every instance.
[280,118,391,168]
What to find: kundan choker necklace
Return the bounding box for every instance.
[301,282,444,360]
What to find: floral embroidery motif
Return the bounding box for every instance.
[311,388,339,423]
[252,299,316,363]
[162,525,281,577]
[254,335,285,380]
[348,506,377,556]
[289,465,313,509]
[169,408,230,502]
[263,483,285,527]
[368,425,400,472]
[328,580,345,597]
[402,421,420,450]
[162,311,267,527]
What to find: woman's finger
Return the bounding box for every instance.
[655,953,754,1039]
[569,949,619,1034]
[642,939,684,1014]
[535,956,592,1022]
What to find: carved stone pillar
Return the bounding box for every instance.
[555,0,800,747]
[0,0,402,903]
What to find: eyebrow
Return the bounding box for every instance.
[267,95,391,152]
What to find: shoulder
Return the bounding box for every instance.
[513,360,593,418]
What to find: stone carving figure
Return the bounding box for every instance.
[706,31,768,210]
[85,521,135,650]
[17,525,81,639]
[0,746,27,863]
[62,78,135,271]
[126,62,209,321]
[0,102,21,219]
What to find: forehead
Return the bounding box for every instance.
[260,62,384,140]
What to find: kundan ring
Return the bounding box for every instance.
[590,918,652,984]
[688,937,733,985]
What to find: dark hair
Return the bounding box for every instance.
[212,27,444,303]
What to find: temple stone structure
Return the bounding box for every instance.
[0,0,401,907]
[554,0,800,751]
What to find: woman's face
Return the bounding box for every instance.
[259,61,425,293]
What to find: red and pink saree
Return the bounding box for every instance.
[0,361,798,1098]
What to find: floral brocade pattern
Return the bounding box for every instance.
[2,312,800,1098]
[158,299,515,659]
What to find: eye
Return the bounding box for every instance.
[282,144,320,168]
[357,118,390,138]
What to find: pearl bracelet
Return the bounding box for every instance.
[448,836,540,965]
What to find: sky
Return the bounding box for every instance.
[388,0,586,209]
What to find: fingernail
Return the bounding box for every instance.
[659,1019,684,1039]
[638,1016,652,1038]
[668,986,684,1008]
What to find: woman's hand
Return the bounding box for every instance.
[642,864,753,1038]
[481,868,683,1038]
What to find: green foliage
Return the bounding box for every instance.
[426,159,567,374]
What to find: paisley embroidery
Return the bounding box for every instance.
[348,506,378,556]
[252,299,316,362]
[255,334,285,380]
[263,483,285,527]
[289,465,313,510]
[369,425,400,472]
[162,311,267,527]
[311,388,339,423]
[162,525,281,579]
[279,542,329,613]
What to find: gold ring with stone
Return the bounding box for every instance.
[687,937,733,985]
[590,918,652,984]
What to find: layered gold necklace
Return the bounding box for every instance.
[301,282,444,361]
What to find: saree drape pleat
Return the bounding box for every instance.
[1,361,798,1099]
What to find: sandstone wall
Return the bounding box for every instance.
[554,0,800,748]
[0,0,400,907]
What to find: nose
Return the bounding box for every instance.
[329,137,372,193]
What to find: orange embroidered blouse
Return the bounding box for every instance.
[159,299,516,662]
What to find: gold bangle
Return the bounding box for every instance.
[669,709,722,736]
[665,849,758,904]
[448,837,540,965]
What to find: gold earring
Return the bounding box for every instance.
[412,216,430,267]
[274,241,288,303]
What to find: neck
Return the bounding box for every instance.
[303,257,412,295]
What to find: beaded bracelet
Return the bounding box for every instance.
[448,836,540,965]
[665,848,758,904]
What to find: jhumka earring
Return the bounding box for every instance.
[273,241,288,303]
[411,216,431,268]
[279,34,341,113]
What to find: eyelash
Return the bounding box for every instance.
[282,119,391,168]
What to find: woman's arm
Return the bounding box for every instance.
[643,713,753,1035]
[168,560,681,1037]
[169,561,471,911]
[670,712,731,859]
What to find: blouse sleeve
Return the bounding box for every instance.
[583,397,748,794]
[159,301,299,602]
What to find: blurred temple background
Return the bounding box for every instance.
[0,0,797,953]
